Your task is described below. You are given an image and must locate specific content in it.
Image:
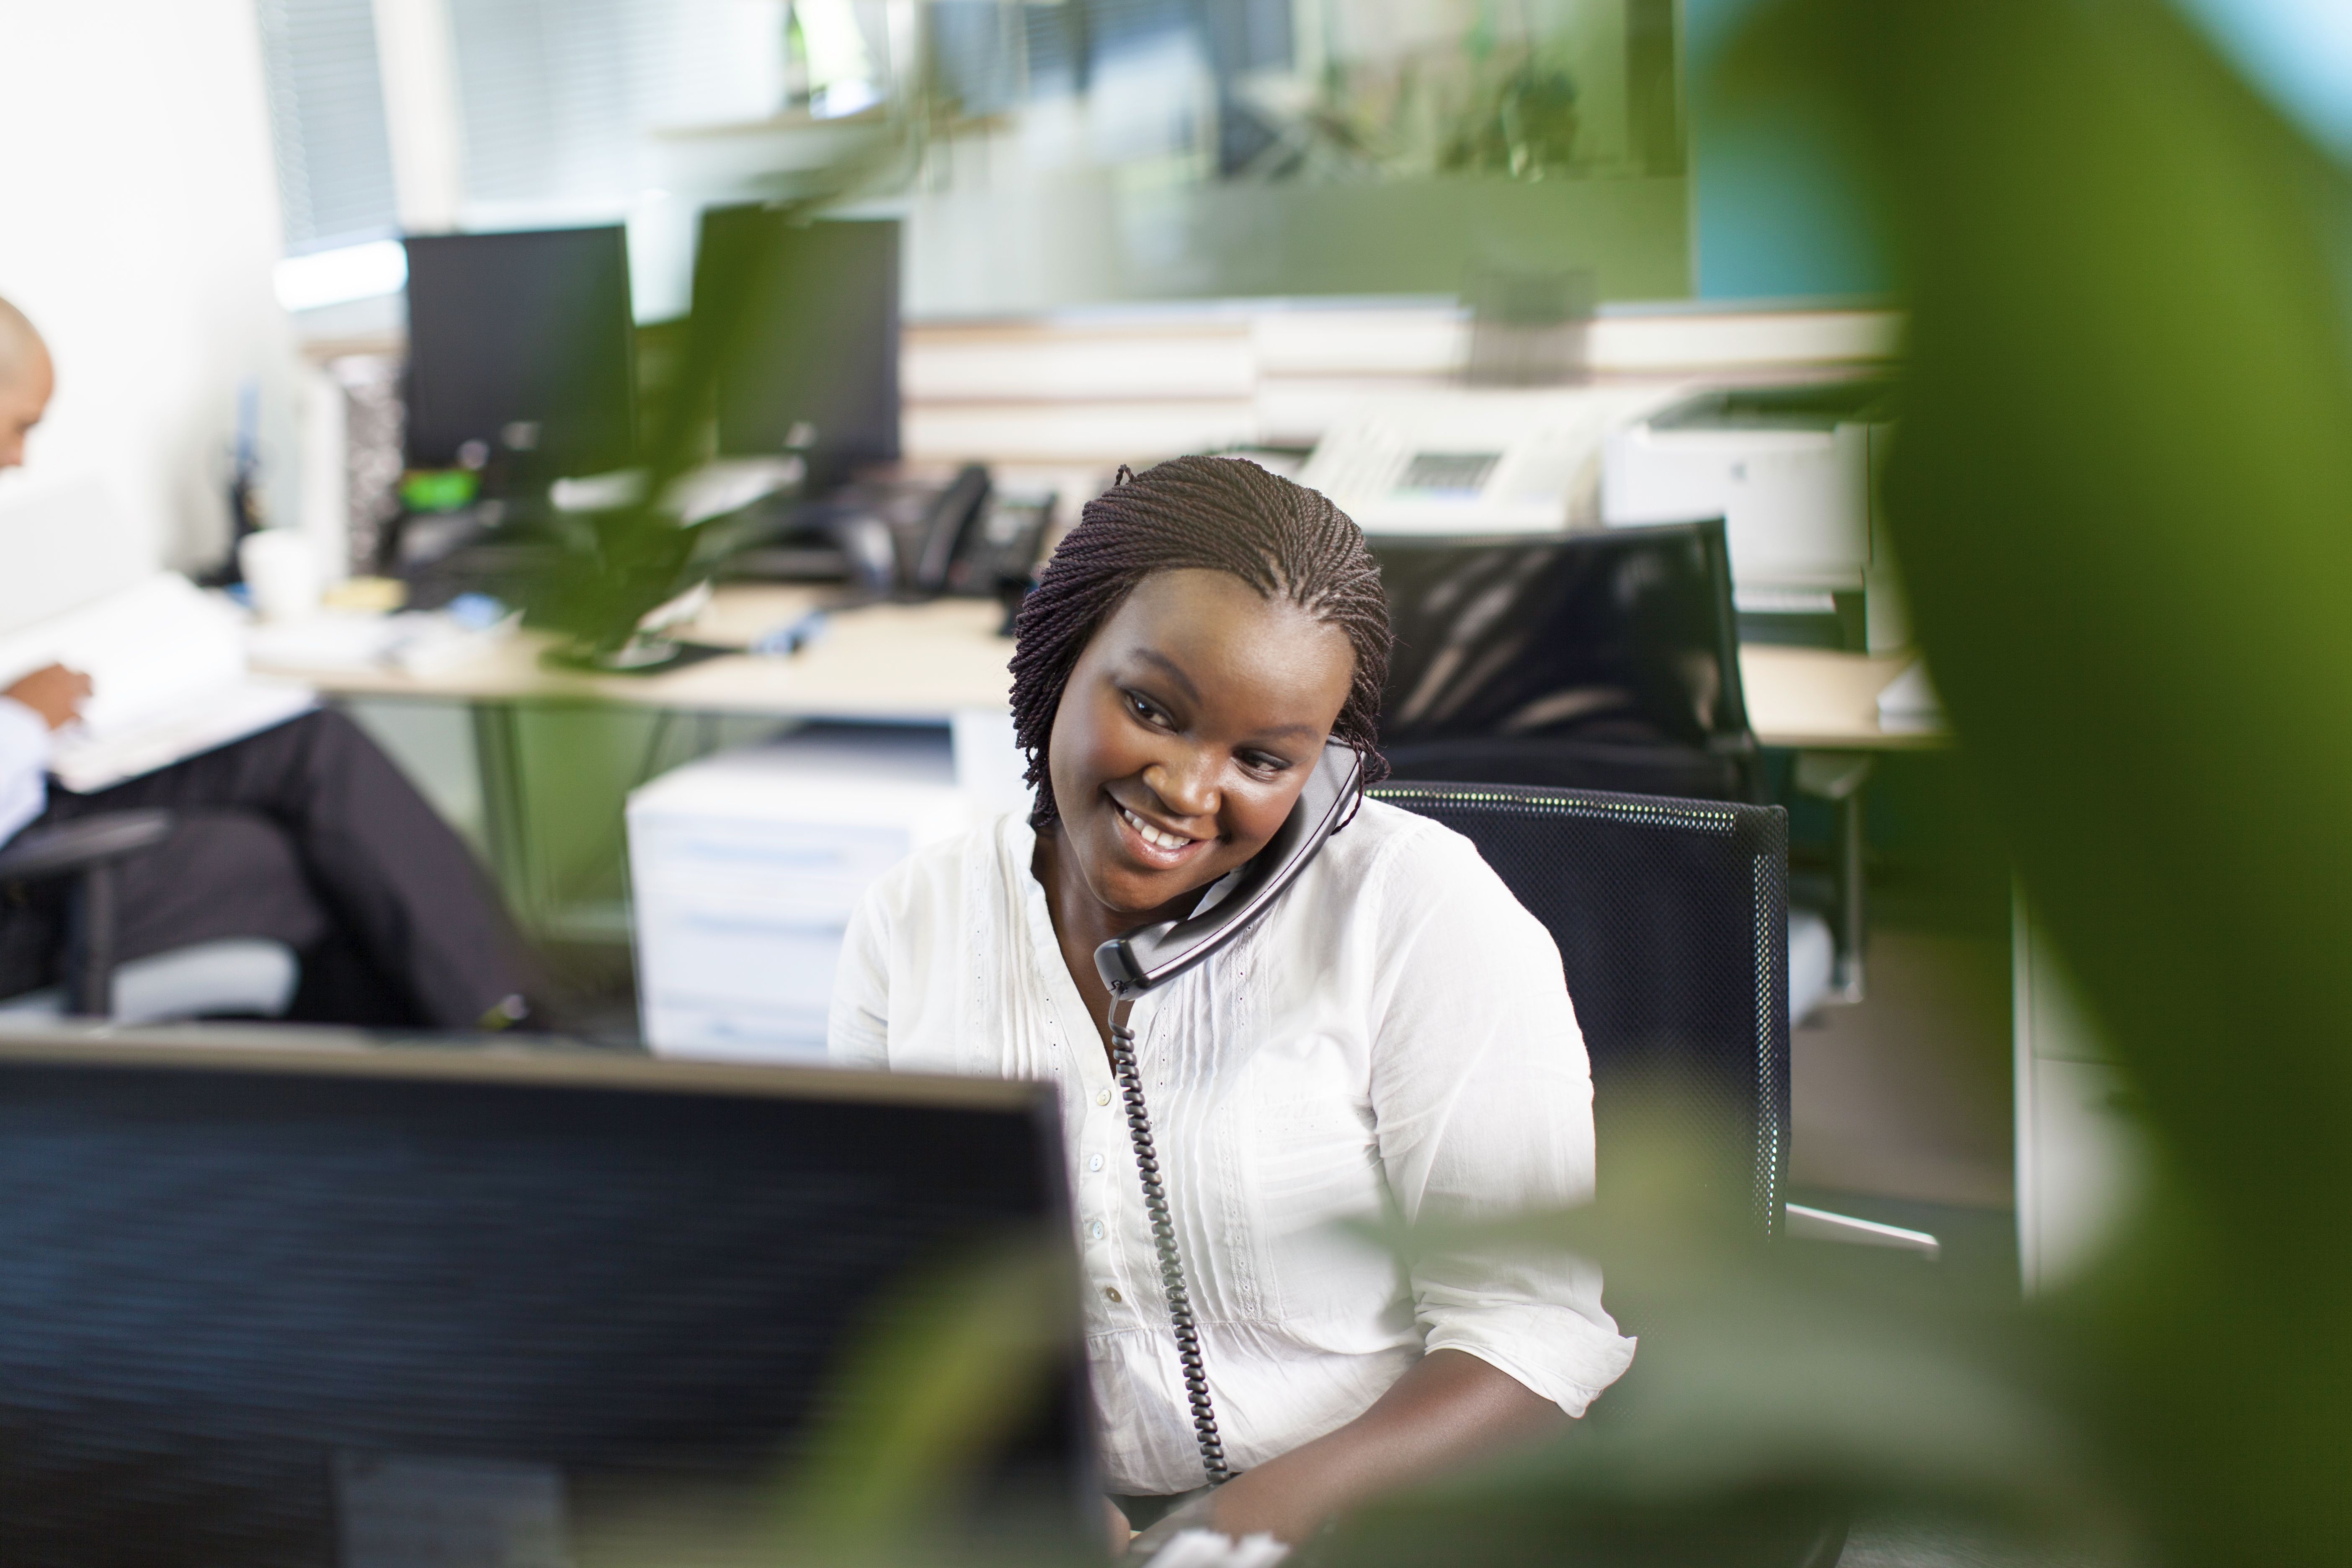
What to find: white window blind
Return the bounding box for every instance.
[447,0,785,221]
[255,0,404,252]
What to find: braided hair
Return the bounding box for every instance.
[1010,454,1391,827]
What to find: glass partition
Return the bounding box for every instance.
[895,0,1689,315]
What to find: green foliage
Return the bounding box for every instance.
[1316,1134,2117,1567]
[1441,58,1583,180]
[767,1239,1081,1559]
[1725,2,2352,1563]
[580,1237,1095,1568]
[1325,1,2352,1558]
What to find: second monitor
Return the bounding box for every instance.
[694,208,900,495]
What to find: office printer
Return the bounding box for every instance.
[1297,386,1691,535]
[1602,381,1906,652]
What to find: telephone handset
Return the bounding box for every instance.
[890,463,1052,601]
[910,463,992,593]
[1092,741,1367,1488]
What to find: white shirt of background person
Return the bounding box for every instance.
[0,296,96,846]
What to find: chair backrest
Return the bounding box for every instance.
[1372,521,1761,801]
[1371,780,1790,1237]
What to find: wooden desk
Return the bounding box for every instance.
[259,586,1946,749]
[257,589,1942,950]
[264,588,1015,720]
[253,590,1017,921]
[1738,645,1946,751]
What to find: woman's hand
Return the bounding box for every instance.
[3,663,91,730]
[1195,1350,1565,1548]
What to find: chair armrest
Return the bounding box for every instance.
[0,810,177,883]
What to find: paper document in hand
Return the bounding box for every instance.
[0,573,317,792]
[46,682,317,794]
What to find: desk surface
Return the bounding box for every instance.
[260,588,1012,722]
[256,586,1944,750]
[1737,644,1945,751]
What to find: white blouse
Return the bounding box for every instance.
[828,798,1635,1497]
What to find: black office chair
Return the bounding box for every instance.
[1374,522,1763,803]
[1373,780,1790,1233]
[0,811,299,1021]
[1372,779,1899,1568]
[1374,523,1843,1021]
[1371,780,1931,1246]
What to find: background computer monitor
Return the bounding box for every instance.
[1374,521,1759,800]
[404,226,638,478]
[0,1034,1088,1561]
[694,208,900,493]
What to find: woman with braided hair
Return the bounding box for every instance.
[831,456,1632,1552]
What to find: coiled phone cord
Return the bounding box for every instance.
[1107,992,1232,1487]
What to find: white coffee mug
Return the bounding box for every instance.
[239,529,323,622]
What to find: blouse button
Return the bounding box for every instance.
[1095,1088,1112,1106]
[1088,1220,1106,1240]
[1088,1153,1105,1172]
[1104,1286,1123,1304]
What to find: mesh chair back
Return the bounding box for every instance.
[1372,781,1790,1236]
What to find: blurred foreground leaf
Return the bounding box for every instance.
[1677,2,2352,1563]
[1320,1131,2122,1567]
[769,1238,1081,1562]
[580,1237,1092,1568]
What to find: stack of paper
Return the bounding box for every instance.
[244,606,516,679]
[0,573,315,793]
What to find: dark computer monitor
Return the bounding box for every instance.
[1374,520,1761,801]
[404,226,638,478]
[0,1033,1089,1563]
[694,208,900,493]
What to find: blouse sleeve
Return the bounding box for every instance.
[827,883,893,1070]
[1364,827,1638,1417]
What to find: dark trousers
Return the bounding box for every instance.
[0,709,535,1028]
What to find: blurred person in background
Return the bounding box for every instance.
[0,295,544,1029]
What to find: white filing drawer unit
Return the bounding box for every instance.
[628,727,970,1062]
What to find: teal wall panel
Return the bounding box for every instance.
[1685,0,1892,302]
[1684,0,2352,303]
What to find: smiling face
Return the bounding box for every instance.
[1043,567,1358,931]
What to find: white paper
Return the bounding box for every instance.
[0,574,246,737]
[0,572,320,792]
[245,608,515,678]
[47,681,317,794]
[1876,660,1945,733]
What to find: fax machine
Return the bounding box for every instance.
[1297,386,1690,535]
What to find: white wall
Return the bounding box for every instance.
[0,0,301,573]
